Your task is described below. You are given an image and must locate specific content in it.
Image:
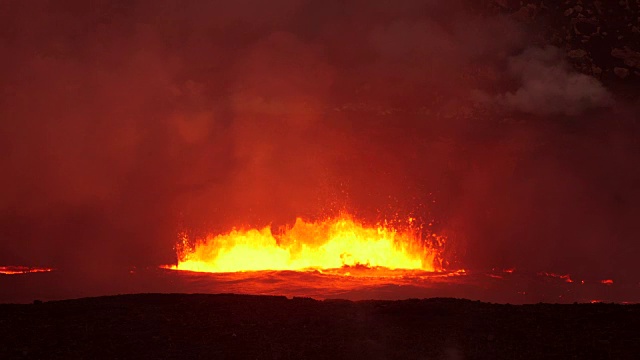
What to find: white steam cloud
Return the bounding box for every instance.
[497,46,613,116]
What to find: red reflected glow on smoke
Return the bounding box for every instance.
[0,0,637,298]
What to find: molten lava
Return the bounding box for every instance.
[0,266,54,275]
[169,215,443,273]
[538,272,574,283]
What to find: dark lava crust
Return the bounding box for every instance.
[0,294,638,359]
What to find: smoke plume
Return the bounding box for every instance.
[0,0,638,283]
[497,46,613,115]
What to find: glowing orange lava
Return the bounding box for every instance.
[538,272,574,283]
[168,214,444,273]
[0,266,54,275]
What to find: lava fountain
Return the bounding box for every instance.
[167,214,445,274]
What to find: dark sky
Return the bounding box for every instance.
[1,0,638,281]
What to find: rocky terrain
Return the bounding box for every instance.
[0,294,638,359]
[492,0,640,93]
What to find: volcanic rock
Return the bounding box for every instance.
[510,5,537,23]
[0,294,638,359]
[614,67,631,78]
[494,0,640,94]
[612,47,640,68]
[493,0,509,9]
[568,49,589,58]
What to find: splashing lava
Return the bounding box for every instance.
[167,214,444,273]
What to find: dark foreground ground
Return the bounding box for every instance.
[0,294,638,359]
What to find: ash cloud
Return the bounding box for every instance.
[0,0,638,284]
[496,46,613,115]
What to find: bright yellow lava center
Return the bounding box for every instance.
[170,215,441,273]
